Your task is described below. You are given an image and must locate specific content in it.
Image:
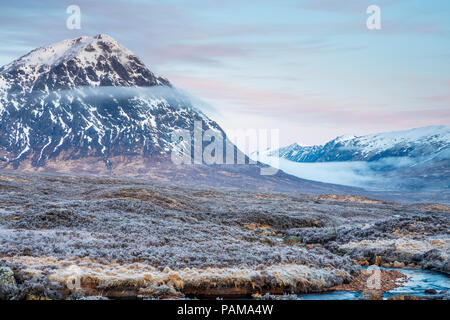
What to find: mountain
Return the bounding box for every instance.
[0,34,217,167]
[0,34,360,194]
[263,126,450,191]
[268,126,449,162]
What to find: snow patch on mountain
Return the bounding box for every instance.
[348,126,450,157]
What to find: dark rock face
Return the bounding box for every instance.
[0,267,17,300]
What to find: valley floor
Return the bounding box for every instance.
[0,172,448,300]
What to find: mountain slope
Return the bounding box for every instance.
[0,34,363,194]
[0,35,223,168]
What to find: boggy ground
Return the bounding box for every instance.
[0,172,448,300]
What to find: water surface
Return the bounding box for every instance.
[298,268,449,300]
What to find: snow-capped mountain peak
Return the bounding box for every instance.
[3,35,113,70]
[0,34,170,96]
[333,134,357,143]
[293,141,311,147]
[337,126,450,159]
[354,126,450,149]
[0,35,219,168]
[266,125,450,163]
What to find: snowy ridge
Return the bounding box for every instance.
[1,35,132,71]
[0,34,170,97]
[268,126,450,163]
[348,126,450,158]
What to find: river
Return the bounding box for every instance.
[298,267,449,300]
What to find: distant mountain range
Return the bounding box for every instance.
[0,34,359,194]
[259,126,450,191]
[268,126,449,162]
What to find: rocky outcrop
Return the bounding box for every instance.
[0,267,18,300]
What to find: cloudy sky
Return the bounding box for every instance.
[1,0,449,147]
